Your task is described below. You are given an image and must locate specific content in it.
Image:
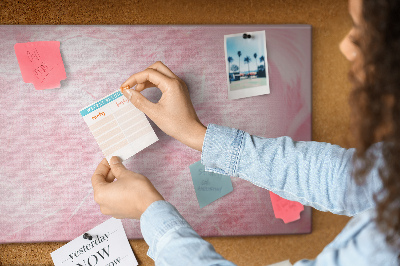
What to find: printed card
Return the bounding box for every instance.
[80,90,158,162]
[51,218,138,266]
[14,41,66,90]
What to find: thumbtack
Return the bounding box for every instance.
[120,85,130,93]
[83,233,96,240]
[243,33,252,39]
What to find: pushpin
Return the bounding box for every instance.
[83,233,96,240]
[120,85,130,93]
[121,84,133,100]
[243,33,252,39]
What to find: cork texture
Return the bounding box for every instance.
[0,0,352,265]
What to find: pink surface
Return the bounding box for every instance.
[0,25,312,243]
[14,41,66,90]
[269,192,305,224]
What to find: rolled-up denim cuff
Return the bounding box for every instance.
[201,124,245,176]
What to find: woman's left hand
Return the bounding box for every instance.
[91,157,164,219]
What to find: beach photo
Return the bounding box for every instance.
[224,30,270,100]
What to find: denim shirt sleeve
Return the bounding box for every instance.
[201,124,383,216]
[140,200,237,266]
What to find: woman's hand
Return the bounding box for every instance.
[120,61,206,151]
[91,157,164,220]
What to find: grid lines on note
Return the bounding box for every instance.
[80,91,158,161]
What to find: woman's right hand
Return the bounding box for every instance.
[120,61,206,151]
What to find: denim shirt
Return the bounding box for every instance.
[140,124,399,265]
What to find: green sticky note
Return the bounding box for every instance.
[189,161,233,208]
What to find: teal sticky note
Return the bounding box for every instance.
[189,161,233,208]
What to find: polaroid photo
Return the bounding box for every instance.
[224,30,270,100]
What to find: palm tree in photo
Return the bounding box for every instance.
[231,64,239,73]
[237,51,242,77]
[253,53,258,74]
[260,55,266,72]
[227,56,234,73]
[244,56,251,78]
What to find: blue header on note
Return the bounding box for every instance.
[80,91,123,116]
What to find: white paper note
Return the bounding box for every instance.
[267,259,293,266]
[51,218,138,266]
[80,90,158,162]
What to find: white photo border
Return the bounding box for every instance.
[224,30,270,100]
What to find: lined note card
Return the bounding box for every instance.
[14,41,66,90]
[80,90,158,162]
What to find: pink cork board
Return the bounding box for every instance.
[0,25,311,244]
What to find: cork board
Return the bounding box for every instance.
[0,24,312,244]
[0,0,352,265]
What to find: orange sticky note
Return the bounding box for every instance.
[14,41,66,90]
[269,191,304,224]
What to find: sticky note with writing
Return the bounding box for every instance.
[189,161,233,208]
[80,90,158,162]
[14,41,66,90]
[51,218,138,266]
[269,191,304,224]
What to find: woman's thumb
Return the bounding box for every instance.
[123,89,154,115]
[109,156,127,178]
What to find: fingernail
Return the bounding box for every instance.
[110,156,121,165]
[125,89,133,100]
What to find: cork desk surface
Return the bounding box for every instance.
[0,0,352,265]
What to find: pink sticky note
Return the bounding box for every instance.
[14,41,66,90]
[269,191,304,224]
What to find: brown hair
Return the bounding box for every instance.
[349,0,400,256]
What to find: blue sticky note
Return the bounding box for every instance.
[189,161,233,208]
